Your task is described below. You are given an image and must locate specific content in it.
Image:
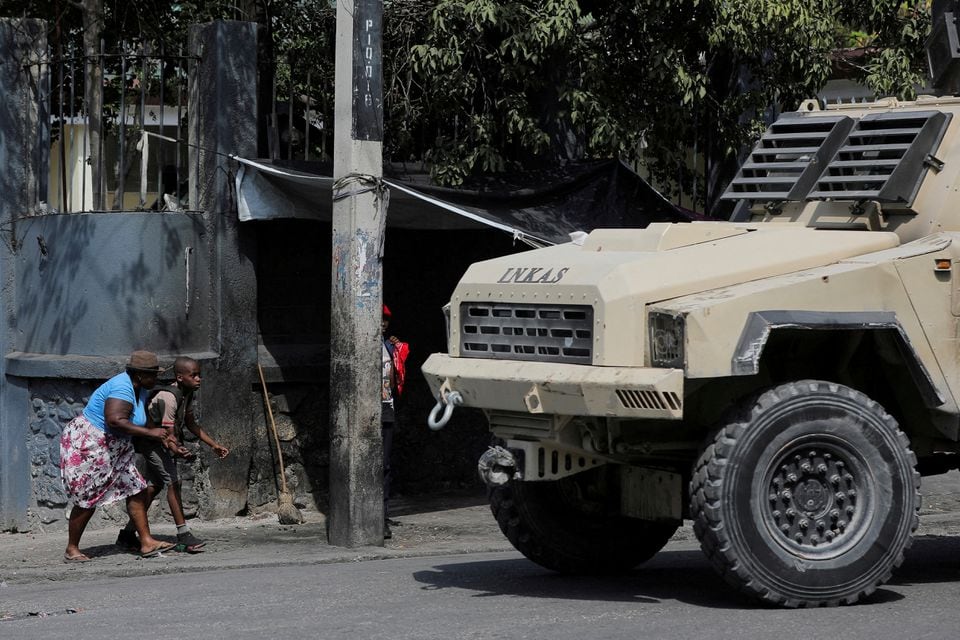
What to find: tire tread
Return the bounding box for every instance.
[689,379,921,608]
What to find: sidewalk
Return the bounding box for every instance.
[3,472,960,587]
[0,492,515,586]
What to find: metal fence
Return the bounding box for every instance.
[269,55,332,165]
[36,36,337,215]
[45,42,194,213]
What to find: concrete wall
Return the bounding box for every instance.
[0,19,47,531]
[7,211,213,531]
[0,19,261,531]
[188,20,260,518]
[9,212,211,366]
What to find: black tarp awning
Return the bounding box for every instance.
[235,157,701,246]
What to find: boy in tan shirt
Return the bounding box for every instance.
[117,357,228,552]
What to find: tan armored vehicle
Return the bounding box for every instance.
[422,90,960,606]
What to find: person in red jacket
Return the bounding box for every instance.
[381,304,410,540]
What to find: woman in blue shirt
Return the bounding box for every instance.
[60,350,177,562]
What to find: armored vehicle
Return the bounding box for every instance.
[421,85,960,606]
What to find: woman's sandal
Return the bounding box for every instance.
[139,541,175,559]
[63,552,91,563]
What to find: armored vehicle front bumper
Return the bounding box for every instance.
[422,353,684,419]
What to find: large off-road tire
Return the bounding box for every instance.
[489,469,678,575]
[690,380,920,607]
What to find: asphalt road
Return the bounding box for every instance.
[3,535,960,640]
[1,471,959,638]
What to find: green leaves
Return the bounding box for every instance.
[407,0,585,183]
[39,0,930,208]
[33,0,932,208]
[408,0,934,207]
[15,0,930,206]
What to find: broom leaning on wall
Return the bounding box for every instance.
[257,363,304,525]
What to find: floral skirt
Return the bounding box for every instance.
[60,415,146,509]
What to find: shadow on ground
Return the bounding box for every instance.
[412,536,960,610]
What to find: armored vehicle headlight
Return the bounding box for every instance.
[649,312,685,369]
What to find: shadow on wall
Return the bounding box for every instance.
[16,214,96,355]
[15,212,208,357]
[148,211,207,351]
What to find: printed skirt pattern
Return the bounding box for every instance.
[60,415,146,508]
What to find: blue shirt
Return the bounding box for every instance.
[82,372,148,434]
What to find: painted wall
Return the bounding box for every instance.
[10,212,211,367]
[0,18,47,531]
[6,212,215,531]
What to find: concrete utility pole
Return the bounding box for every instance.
[329,0,387,547]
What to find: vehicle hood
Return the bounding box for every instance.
[458,222,902,305]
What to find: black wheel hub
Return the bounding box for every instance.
[764,445,864,554]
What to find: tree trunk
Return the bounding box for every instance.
[81,0,103,210]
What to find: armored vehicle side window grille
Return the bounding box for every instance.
[721,115,854,203]
[808,110,950,205]
[460,302,593,365]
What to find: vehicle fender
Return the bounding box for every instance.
[733,309,943,408]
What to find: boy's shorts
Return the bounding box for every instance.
[133,437,179,488]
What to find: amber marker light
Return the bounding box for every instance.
[935,258,952,272]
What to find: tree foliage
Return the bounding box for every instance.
[407,0,932,208]
[0,0,937,210]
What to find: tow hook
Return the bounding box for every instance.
[427,390,463,430]
[477,445,520,487]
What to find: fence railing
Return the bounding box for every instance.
[43,42,194,213]
[37,39,335,214]
[269,56,332,166]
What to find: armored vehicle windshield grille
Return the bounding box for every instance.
[721,115,854,202]
[460,302,593,365]
[808,110,950,204]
